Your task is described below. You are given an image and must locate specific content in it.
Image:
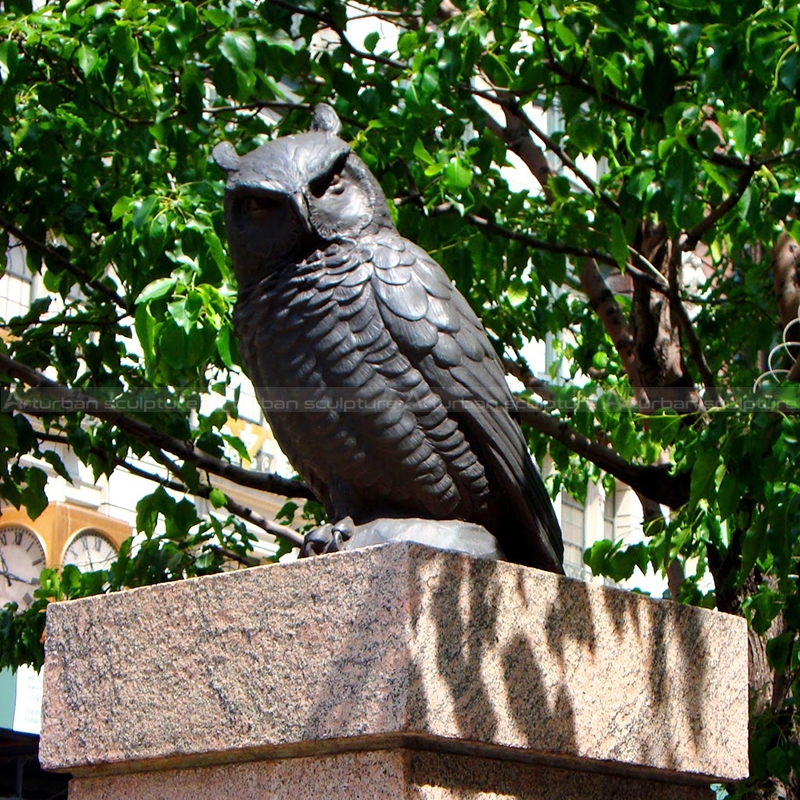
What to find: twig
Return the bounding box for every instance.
[271,0,405,69]
[149,449,303,547]
[509,101,621,216]
[0,353,315,500]
[535,6,645,118]
[503,354,556,403]
[515,398,690,509]
[683,162,758,251]
[422,199,605,260]
[0,216,129,311]
[34,430,305,548]
[89,96,153,126]
[484,111,554,201]
[420,199,673,295]
[663,236,720,405]
[206,100,312,116]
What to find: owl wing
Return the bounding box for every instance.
[366,233,564,573]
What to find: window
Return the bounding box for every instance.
[0,240,34,321]
[603,486,616,542]
[561,493,585,577]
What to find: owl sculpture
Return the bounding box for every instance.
[213,105,563,573]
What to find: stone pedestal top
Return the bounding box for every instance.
[39,542,748,783]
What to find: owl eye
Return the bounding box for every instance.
[309,172,337,198]
[309,154,349,198]
[240,195,279,219]
[329,175,346,195]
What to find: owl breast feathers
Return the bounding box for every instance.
[214,105,563,573]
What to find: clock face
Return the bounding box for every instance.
[0,525,46,610]
[62,530,118,573]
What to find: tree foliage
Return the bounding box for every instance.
[1,0,799,794]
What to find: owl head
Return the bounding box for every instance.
[213,105,393,288]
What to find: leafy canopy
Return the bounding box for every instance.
[0,0,799,794]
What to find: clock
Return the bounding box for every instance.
[62,530,118,572]
[0,524,46,610]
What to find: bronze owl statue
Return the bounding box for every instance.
[213,105,563,573]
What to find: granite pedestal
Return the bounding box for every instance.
[39,542,749,798]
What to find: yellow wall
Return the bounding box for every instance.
[0,503,131,568]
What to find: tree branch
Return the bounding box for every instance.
[206,100,313,116]
[682,162,758,252]
[407,195,672,297]
[672,290,721,404]
[666,237,721,404]
[35,430,304,548]
[533,8,646,118]
[485,111,555,201]
[204,100,365,130]
[503,354,557,404]
[515,399,690,508]
[501,98,621,216]
[0,216,130,311]
[0,353,315,501]
[577,258,650,406]
[428,201,620,265]
[450,106,647,401]
[271,0,405,70]
[146,448,304,547]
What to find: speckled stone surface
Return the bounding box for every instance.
[66,750,712,800]
[40,542,748,783]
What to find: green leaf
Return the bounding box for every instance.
[0,413,19,448]
[111,196,133,221]
[690,448,720,507]
[20,467,48,520]
[549,175,571,200]
[222,434,250,462]
[397,31,418,58]
[0,41,19,77]
[741,517,768,583]
[364,31,379,53]
[134,303,156,360]
[158,320,189,369]
[583,538,616,576]
[610,217,628,269]
[716,472,739,521]
[413,139,435,166]
[506,282,528,307]
[217,324,233,368]
[196,431,223,459]
[766,631,795,674]
[136,277,176,305]
[443,159,472,192]
[42,451,72,484]
[77,44,99,77]
[185,290,203,320]
[111,24,137,63]
[731,112,760,158]
[567,116,602,154]
[220,30,256,72]
[208,488,227,509]
[206,232,227,272]
[132,196,158,230]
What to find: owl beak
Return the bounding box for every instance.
[291,191,313,235]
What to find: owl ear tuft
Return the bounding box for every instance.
[310,104,342,136]
[212,141,240,172]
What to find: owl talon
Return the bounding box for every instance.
[300,517,355,557]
